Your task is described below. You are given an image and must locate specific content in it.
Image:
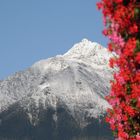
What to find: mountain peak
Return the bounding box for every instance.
[64,39,100,56]
[64,39,112,65]
[81,38,92,44]
[32,39,112,73]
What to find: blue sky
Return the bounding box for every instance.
[0,0,108,79]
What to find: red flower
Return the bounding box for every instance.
[129,23,138,34]
[136,134,140,140]
[98,0,140,139]
[118,131,128,139]
[96,2,103,10]
[115,0,123,4]
[109,57,116,68]
[135,52,140,64]
[125,106,135,117]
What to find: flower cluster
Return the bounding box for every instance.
[97,0,140,139]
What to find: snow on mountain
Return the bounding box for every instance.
[0,39,113,126]
[64,39,112,65]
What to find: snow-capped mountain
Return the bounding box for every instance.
[0,39,114,140]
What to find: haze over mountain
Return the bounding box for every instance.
[0,39,114,140]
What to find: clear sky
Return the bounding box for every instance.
[0,0,108,79]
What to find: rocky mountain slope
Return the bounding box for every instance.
[0,39,114,140]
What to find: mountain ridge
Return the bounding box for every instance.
[0,39,114,140]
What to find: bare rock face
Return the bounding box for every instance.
[0,39,114,140]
